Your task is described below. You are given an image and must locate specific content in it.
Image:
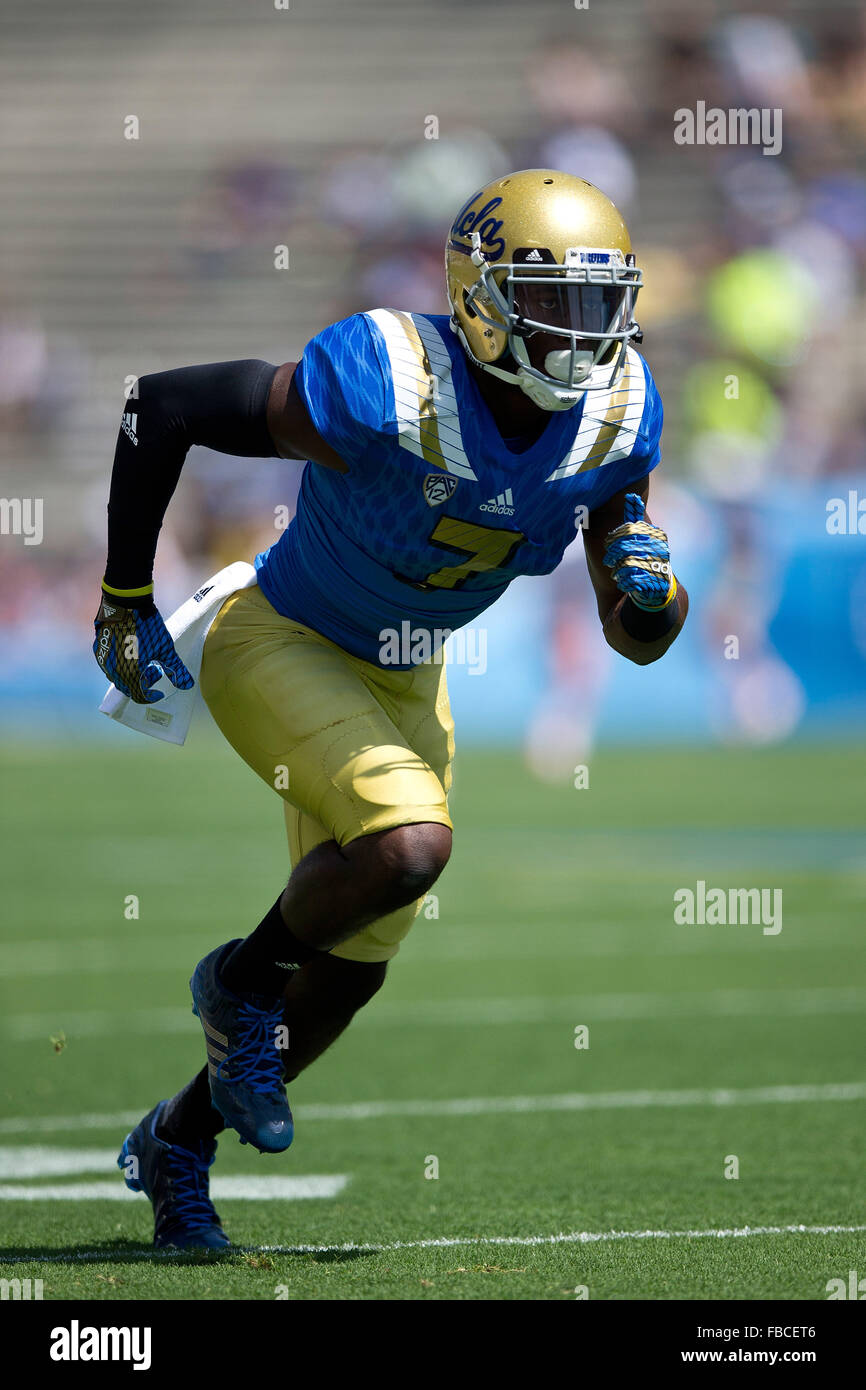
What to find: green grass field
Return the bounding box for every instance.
[1,736,864,1301]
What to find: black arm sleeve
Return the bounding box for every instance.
[104,358,279,591]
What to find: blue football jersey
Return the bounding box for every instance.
[255,310,663,667]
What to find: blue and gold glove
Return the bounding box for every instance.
[602,493,677,611]
[93,584,195,705]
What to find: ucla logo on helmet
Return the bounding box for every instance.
[450,193,506,260]
[423,474,458,508]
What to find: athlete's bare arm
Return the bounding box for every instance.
[583,475,688,666]
[266,362,348,474]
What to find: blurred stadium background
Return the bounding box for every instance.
[2,0,866,1300]
[1,0,865,755]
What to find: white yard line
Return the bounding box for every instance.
[0,1112,145,1137]
[0,937,208,978]
[1,1079,864,1138]
[0,1148,118,1179]
[1,1222,864,1263]
[5,985,866,1041]
[0,1175,347,1202]
[261,1222,866,1251]
[295,1081,866,1121]
[0,1147,349,1203]
[354,987,866,1025]
[0,924,855,978]
[6,1007,195,1041]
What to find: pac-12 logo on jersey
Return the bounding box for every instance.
[423,474,459,508]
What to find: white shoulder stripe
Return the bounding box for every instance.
[545,347,648,482]
[366,308,477,480]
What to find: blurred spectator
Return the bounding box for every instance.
[4,2,866,744]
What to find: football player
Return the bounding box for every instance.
[95,170,688,1249]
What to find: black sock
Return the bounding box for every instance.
[221,896,321,998]
[158,1067,224,1148]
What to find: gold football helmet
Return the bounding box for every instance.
[445,168,643,410]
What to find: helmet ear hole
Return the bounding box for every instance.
[462,289,477,321]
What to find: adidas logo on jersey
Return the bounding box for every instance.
[121,411,138,446]
[480,489,515,516]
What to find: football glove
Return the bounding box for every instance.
[93,588,194,704]
[602,492,677,611]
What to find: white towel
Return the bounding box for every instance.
[98,561,258,745]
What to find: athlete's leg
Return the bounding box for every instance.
[279,954,387,1083]
[223,821,449,995]
[160,587,453,1151]
[271,657,454,1083]
[200,587,453,997]
[124,587,454,1238]
[159,1067,223,1145]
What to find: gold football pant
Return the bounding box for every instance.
[199,584,454,962]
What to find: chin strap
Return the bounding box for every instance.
[479,358,588,412]
[452,319,584,412]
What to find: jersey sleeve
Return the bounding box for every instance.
[590,354,664,505]
[294,313,390,467]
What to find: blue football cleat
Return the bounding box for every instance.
[190,940,294,1154]
[118,1102,230,1251]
